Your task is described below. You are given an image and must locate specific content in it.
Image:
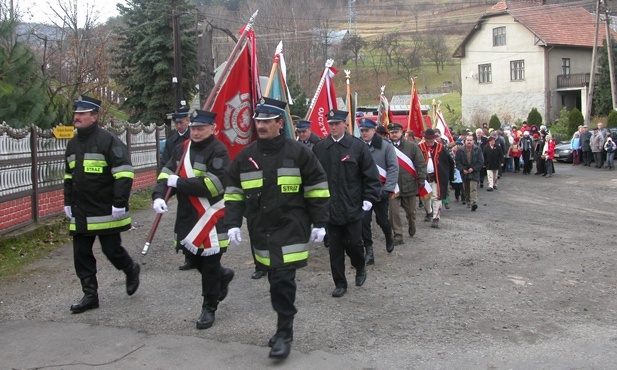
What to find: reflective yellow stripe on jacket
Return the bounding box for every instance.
[253,243,308,266]
[69,214,132,231]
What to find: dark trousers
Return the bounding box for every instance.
[452,182,463,201]
[522,150,533,173]
[582,150,592,165]
[513,156,521,172]
[186,251,222,307]
[362,196,391,247]
[73,233,133,279]
[479,167,486,185]
[268,267,297,318]
[327,220,365,289]
[594,152,604,167]
[535,155,546,174]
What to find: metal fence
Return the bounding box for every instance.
[0,121,165,234]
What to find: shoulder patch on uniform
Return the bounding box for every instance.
[112,146,124,158]
[283,159,295,167]
[212,157,224,170]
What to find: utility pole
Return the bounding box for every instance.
[172,10,184,110]
[604,4,617,111]
[585,0,602,124]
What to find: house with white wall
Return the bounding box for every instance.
[453,0,602,126]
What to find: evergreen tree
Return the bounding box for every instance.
[287,73,308,118]
[0,19,56,128]
[607,110,617,128]
[527,107,542,127]
[113,0,198,124]
[568,108,584,138]
[593,37,617,116]
[488,114,500,130]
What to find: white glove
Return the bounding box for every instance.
[64,206,72,218]
[227,227,242,246]
[310,227,326,243]
[111,206,126,219]
[362,200,373,211]
[153,198,168,214]
[167,174,179,188]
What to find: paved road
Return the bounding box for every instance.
[2,161,617,369]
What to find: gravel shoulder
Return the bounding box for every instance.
[2,162,617,369]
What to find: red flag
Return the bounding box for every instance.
[210,31,259,159]
[307,66,338,138]
[407,77,425,136]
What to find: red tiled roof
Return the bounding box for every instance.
[454,0,603,57]
[505,2,598,47]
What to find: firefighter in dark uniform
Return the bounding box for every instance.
[312,109,381,298]
[64,95,140,314]
[152,109,234,330]
[225,98,330,359]
[160,107,190,170]
[294,119,321,149]
[160,108,196,272]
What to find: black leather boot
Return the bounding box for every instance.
[196,304,217,329]
[178,256,195,270]
[218,268,235,302]
[385,228,394,253]
[123,261,140,296]
[70,276,99,313]
[364,244,375,265]
[269,315,293,359]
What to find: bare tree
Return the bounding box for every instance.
[340,34,366,75]
[371,33,399,72]
[423,30,449,74]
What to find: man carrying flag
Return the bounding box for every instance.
[387,122,427,245]
[152,109,234,330]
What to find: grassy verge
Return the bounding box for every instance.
[0,187,154,279]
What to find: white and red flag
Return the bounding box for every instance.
[306,60,338,138]
[434,106,454,143]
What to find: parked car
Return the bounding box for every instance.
[554,140,573,163]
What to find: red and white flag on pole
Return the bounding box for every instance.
[394,147,432,200]
[435,106,454,144]
[209,29,260,160]
[306,61,338,138]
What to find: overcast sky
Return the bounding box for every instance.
[15,0,126,25]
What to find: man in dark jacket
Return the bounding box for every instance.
[455,135,484,211]
[64,95,140,314]
[313,109,380,298]
[225,98,330,359]
[418,128,454,229]
[294,119,321,150]
[580,125,592,166]
[152,109,234,331]
[160,107,190,170]
[388,122,427,245]
[160,107,196,271]
[359,118,398,264]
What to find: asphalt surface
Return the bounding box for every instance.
[2,161,617,370]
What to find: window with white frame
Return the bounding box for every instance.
[562,58,570,76]
[493,27,506,46]
[479,64,492,83]
[510,60,525,81]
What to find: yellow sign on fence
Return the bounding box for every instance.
[53,126,75,139]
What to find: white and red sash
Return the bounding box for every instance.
[376,164,399,196]
[179,141,225,256]
[394,147,432,199]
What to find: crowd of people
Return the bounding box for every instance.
[63,94,614,361]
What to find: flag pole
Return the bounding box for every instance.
[345,69,353,134]
[377,85,385,125]
[144,11,258,255]
[202,10,258,111]
[305,59,334,119]
[406,77,416,131]
[432,98,437,129]
[264,41,282,97]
